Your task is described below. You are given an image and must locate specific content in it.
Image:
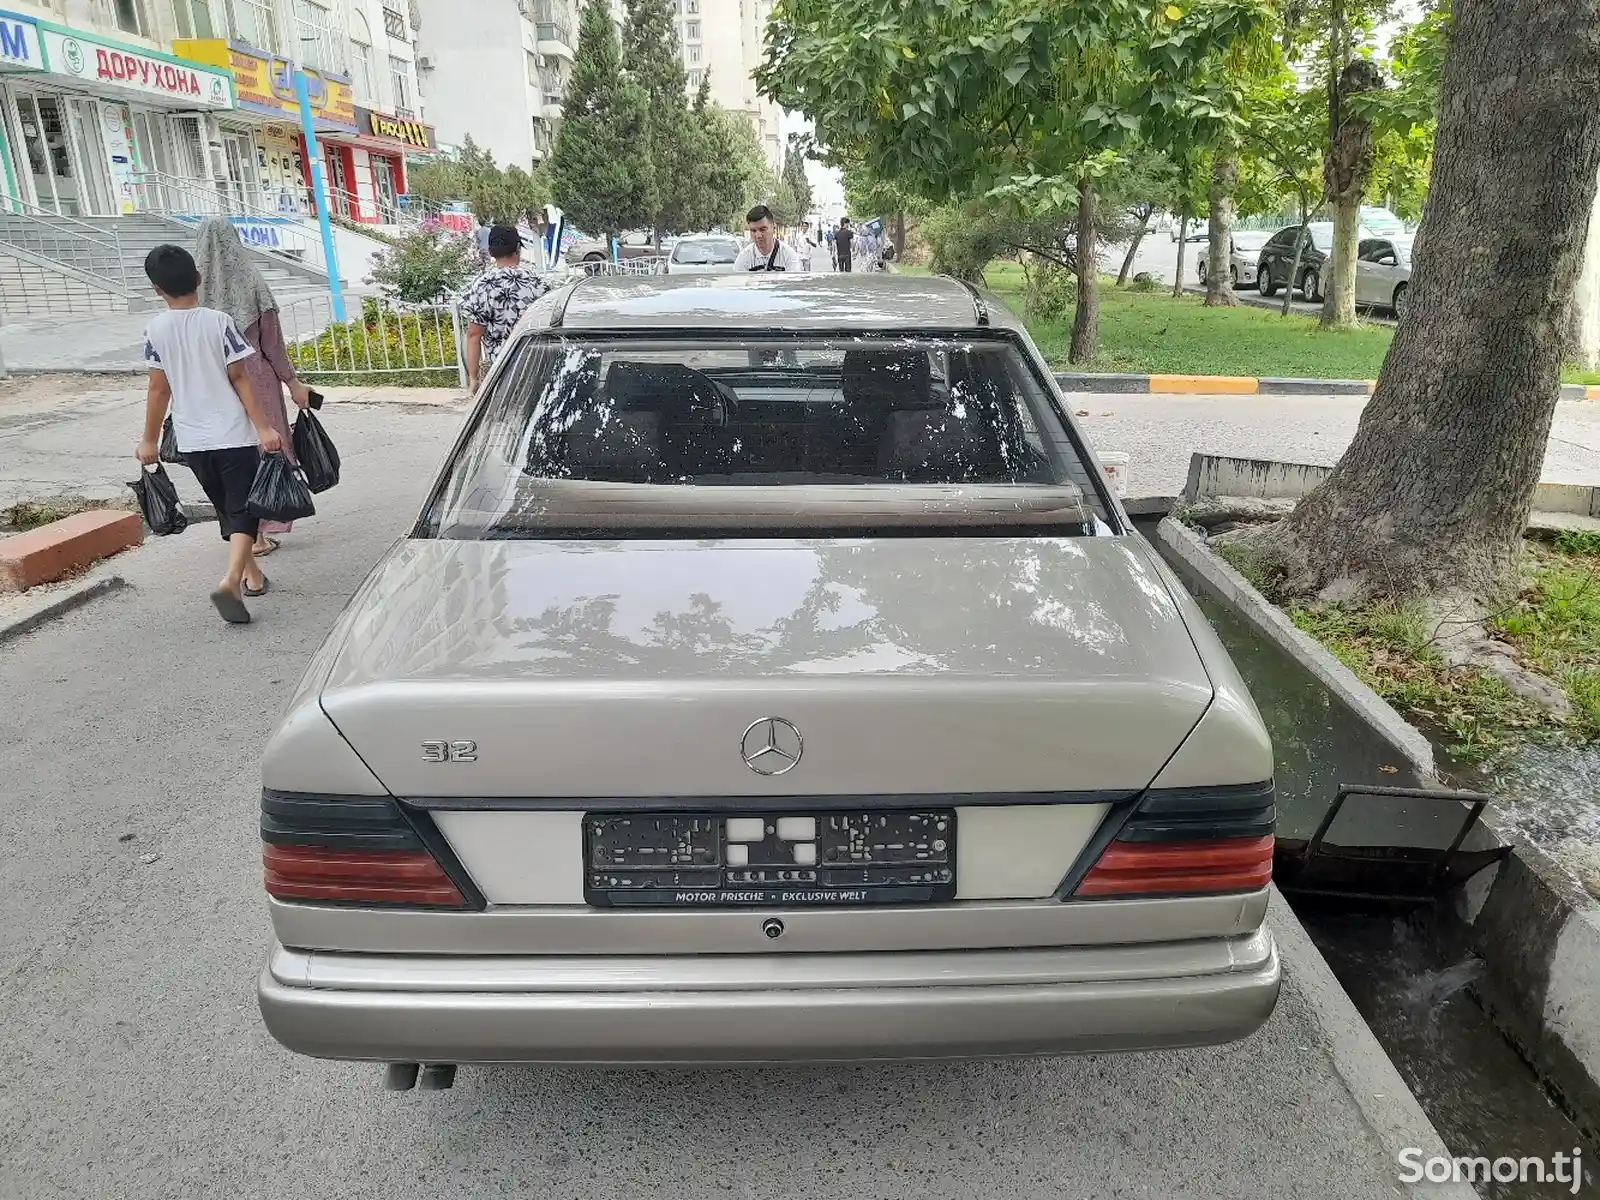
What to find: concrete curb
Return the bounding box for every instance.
[1265,887,1476,1199]
[0,574,126,645]
[1155,515,1600,1144]
[1056,371,1374,396]
[1056,370,1600,401]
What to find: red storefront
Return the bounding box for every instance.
[322,106,436,224]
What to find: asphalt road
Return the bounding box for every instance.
[1073,391,1600,499]
[0,396,1473,1199]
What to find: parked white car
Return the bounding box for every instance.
[1355,234,1414,318]
[1196,230,1276,289]
[666,234,744,275]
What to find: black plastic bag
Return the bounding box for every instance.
[158,414,183,464]
[292,409,340,494]
[128,463,188,536]
[247,451,316,522]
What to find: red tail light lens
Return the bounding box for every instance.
[264,844,467,907]
[1075,835,1274,898]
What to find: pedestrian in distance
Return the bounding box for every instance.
[825,225,836,269]
[195,217,313,558]
[835,217,855,273]
[474,218,492,270]
[460,223,552,395]
[735,204,805,272]
[135,244,280,625]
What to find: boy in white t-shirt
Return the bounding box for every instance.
[135,244,282,625]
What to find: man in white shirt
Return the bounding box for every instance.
[135,244,281,625]
[734,205,805,272]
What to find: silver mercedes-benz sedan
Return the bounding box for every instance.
[257,273,1279,1070]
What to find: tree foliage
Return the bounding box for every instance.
[366,220,478,302]
[550,0,657,237]
[780,134,813,221]
[623,0,701,236]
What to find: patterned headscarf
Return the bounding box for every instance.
[195,216,278,331]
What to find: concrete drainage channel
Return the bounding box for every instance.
[1132,502,1600,1195]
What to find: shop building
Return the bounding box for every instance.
[173,37,432,225]
[0,8,235,216]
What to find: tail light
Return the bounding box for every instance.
[1074,782,1275,899]
[261,791,469,909]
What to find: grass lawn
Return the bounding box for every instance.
[1218,531,1600,758]
[903,260,1600,383]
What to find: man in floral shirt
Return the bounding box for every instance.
[460,225,550,393]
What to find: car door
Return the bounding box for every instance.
[1358,239,1398,306]
[1262,229,1292,285]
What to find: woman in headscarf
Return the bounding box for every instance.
[195,216,313,556]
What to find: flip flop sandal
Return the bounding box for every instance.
[253,537,280,557]
[211,589,251,624]
[244,576,270,598]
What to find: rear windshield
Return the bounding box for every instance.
[422,335,1114,539]
[673,239,740,264]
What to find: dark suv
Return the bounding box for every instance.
[1256,223,1335,302]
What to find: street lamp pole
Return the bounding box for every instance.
[293,68,347,323]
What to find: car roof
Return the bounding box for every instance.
[524,272,1013,333]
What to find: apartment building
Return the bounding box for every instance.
[679,0,779,168]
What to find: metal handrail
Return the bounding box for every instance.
[0,192,128,294]
[128,170,329,275]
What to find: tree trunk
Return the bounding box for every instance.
[1206,150,1240,307]
[1118,207,1152,285]
[894,211,906,257]
[1321,196,1362,324]
[1250,0,1600,603]
[1172,214,1188,298]
[1069,180,1099,363]
[1321,59,1385,329]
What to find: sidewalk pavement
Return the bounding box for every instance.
[0,374,467,511]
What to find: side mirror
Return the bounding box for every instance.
[1381,255,1398,266]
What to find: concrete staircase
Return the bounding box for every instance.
[0,211,330,317]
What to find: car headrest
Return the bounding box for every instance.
[840,350,934,409]
[603,360,733,419]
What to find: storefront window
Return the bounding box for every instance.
[389,55,414,117]
[227,0,279,52]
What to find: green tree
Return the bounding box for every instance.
[407,158,470,206]
[692,81,771,228]
[550,0,657,239]
[758,0,1272,362]
[623,0,700,240]
[780,135,813,221]
[1238,0,1600,616]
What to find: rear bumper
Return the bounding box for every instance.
[258,928,1280,1064]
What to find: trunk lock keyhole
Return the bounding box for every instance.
[762,918,785,939]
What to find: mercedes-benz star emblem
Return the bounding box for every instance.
[740,717,803,776]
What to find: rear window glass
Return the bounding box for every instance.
[424,335,1112,539]
[673,239,740,264]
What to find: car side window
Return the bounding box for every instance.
[1359,240,1394,263]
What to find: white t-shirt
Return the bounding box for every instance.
[734,240,806,272]
[143,306,258,452]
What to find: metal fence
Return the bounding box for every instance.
[280,292,466,388]
[575,256,669,277]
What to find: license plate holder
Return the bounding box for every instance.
[583,810,957,907]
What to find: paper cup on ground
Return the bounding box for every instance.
[1098,452,1129,498]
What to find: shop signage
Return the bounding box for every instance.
[0,13,43,71]
[357,107,436,150]
[40,27,231,108]
[170,213,296,248]
[173,39,356,131]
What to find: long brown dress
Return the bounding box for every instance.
[242,309,302,534]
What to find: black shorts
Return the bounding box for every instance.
[184,445,261,541]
